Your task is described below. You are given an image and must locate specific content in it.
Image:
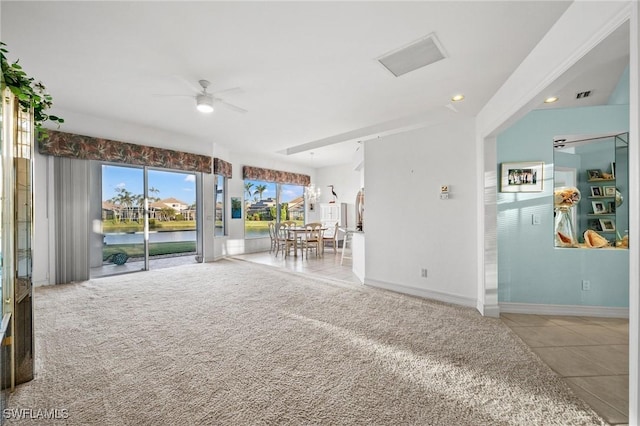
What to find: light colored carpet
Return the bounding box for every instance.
[7,259,605,425]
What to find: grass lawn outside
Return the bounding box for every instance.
[103,241,196,261]
[244,220,304,238]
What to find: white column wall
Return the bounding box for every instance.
[364,117,478,307]
[629,1,639,421]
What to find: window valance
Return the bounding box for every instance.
[213,158,232,178]
[39,130,212,174]
[243,165,310,186]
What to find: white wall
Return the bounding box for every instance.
[314,163,361,228]
[364,117,478,307]
[628,1,639,420]
[49,108,215,156]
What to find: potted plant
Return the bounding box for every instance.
[1,41,63,138]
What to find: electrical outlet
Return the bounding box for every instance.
[582,280,591,291]
[421,268,428,278]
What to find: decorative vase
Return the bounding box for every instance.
[554,206,577,247]
[553,186,581,247]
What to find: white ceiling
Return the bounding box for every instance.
[2,1,625,169]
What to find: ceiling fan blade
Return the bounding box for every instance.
[215,99,248,113]
[171,74,203,93]
[151,94,192,98]
[212,86,244,96]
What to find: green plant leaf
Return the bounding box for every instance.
[1,42,63,132]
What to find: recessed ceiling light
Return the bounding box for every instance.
[544,96,559,103]
[451,94,464,102]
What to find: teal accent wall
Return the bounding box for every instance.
[609,65,630,105]
[497,105,629,307]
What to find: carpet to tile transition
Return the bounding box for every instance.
[5,259,606,425]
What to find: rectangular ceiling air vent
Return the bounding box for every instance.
[377,33,447,78]
[576,91,592,99]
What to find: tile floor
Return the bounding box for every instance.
[501,313,629,425]
[233,246,361,284]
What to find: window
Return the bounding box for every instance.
[214,175,225,236]
[244,180,305,238]
[280,184,304,225]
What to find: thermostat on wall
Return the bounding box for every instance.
[440,185,449,200]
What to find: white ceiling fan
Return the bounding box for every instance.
[155,78,247,114]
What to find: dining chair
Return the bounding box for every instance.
[301,222,324,258]
[268,222,278,253]
[275,223,297,258]
[322,222,339,253]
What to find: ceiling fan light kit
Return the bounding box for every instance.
[196,94,214,113]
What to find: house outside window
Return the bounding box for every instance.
[244,180,304,238]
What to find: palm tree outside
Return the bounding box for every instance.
[254,184,267,201]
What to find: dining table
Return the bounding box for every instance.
[287,226,328,257]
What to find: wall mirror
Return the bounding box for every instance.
[553,132,628,249]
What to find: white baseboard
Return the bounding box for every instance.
[365,278,477,308]
[478,302,500,318]
[500,302,628,318]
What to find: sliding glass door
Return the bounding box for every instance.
[98,165,145,276]
[147,169,197,261]
[93,164,197,278]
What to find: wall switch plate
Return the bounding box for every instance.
[421,268,428,278]
[532,214,541,225]
[582,280,591,291]
[440,193,449,200]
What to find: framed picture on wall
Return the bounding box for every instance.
[592,201,607,214]
[588,219,603,231]
[231,197,242,219]
[603,186,616,197]
[500,162,543,192]
[606,201,616,213]
[599,218,616,232]
[587,169,602,180]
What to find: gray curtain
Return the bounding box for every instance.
[54,157,90,283]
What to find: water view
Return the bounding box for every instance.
[104,230,196,245]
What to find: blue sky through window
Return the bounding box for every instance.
[243,180,303,203]
[102,165,196,205]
